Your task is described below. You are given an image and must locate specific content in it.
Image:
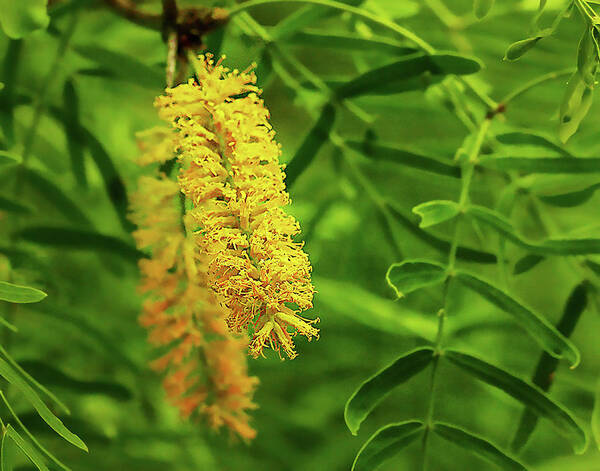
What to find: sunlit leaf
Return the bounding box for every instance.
[539,183,600,207]
[433,422,528,470]
[0,358,87,450]
[445,350,587,453]
[4,425,48,471]
[335,53,482,98]
[0,0,49,39]
[352,421,425,471]
[386,260,446,298]
[504,36,544,61]
[412,200,460,228]
[344,347,435,435]
[559,73,594,143]
[0,151,21,166]
[0,281,46,304]
[454,271,580,367]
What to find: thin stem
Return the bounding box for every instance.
[228,0,436,53]
[501,68,574,106]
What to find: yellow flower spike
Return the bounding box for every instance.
[155,54,320,359]
[130,129,258,440]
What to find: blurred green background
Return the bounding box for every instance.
[0,0,599,470]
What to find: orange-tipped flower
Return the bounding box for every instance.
[155,54,319,359]
[130,128,258,440]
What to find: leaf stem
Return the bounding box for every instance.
[500,68,574,106]
[228,0,436,53]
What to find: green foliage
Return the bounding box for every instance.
[0,0,599,470]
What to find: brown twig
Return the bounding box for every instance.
[103,0,163,30]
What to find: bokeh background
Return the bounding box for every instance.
[1,0,599,469]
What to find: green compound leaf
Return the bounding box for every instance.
[344,347,435,435]
[335,52,482,99]
[0,0,49,39]
[467,205,600,255]
[285,103,336,188]
[473,0,495,19]
[412,200,460,228]
[454,271,580,367]
[496,131,572,157]
[539,183,600,207]
[0,357,87,451]
[16,226,142,262]
[432,422,528,471]
[386,260,447,298]
[346,141,461,178]
[444,350,588,454]
[0,281,46,304]
[4,425,48,471]
[351,421,425,471]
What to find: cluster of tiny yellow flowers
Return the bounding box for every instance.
[154,54,319,360]
[130,128,258,440]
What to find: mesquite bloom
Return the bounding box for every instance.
[155,55,319,360]
[130,129,258,439]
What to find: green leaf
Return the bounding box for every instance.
[16,226,142,261]
[0,358,87,450]
[344,347,435,435]
[72,45,163,90]
[0,151,21,166]
[314,277,438,341]
[4,425,48,471]
[21,168,92,227]
[432,422,528,471]
[577,26,598,87]
[346,141,461,178]
[444,350,588,453]
[83,129,132,231]
[0,281,46,304]
[0,195,33,214]
[559,73,594,143]
[0,428,12,471]
[0,0,49,39]
[412,200,460,228]
[496,131,572,157]
[467,204,600,255]
[593,379,600,451]
[19,360,132,401]
[286,30,417,55]
[512,282,589,452]
[386,260,446,298]
[504,36,544,61]
[539,183,600,207]
[473,0,494,19]
[513,254,545,275]
[479,155,600,173]
[454,270,580,367]
[62,79,87,187]
[285,104,336,188]
[351,421,425,471]
[335,52,482,98]
[386,204,497,264]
